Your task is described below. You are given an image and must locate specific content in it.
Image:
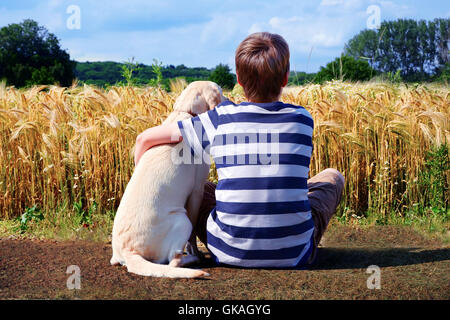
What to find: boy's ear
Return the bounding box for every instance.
[236,73,243,87]
[282,71,289,87]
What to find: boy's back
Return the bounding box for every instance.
[178,98,315,267]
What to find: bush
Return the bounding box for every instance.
[433,63,450,83]
[418,143,449,216]
[315,55,376,83]
[208,64,236,89]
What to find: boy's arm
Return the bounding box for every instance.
[134,122,182,166]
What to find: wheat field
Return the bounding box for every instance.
[0,80,448,224]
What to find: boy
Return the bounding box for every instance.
[134,32,345,268]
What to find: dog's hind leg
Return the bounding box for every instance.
[110,241,125,266]
[110,256,121,266]
[165,212,202,267]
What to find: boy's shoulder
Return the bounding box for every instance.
[215,100,313,124]
[216,99,309,113]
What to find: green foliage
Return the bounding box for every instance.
[370,69,404,84]
[386,69,403,83]
[120,57,142,86]
[344,18,450,82]
[208,63,236,89]
[148,59,164,87]
[75,61,217,89]
[15,205,44,233]
[0,19,75,87]
[75,61,123,87]
[73,200,98,227]
[315,55,376,83]
[418,143,449,217]
[433,63,450,83]
[288,71,317,85]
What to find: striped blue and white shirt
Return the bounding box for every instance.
[177,100,314,268]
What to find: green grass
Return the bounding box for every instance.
[335,206,450,244]
[0,203,114,242]
[334,143,449,243]
[1,204,448,244]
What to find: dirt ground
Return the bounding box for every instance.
[0,224,449,300]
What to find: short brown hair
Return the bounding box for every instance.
[235,32,290,102]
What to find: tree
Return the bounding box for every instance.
[208,64,235,89]
[0,19,75,87]
[344,18,450,81]
[315,55,376,83]
[74,61,216,88]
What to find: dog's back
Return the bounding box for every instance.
[111,112,210,277]
[111,81,224,278]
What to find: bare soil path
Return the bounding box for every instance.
[0,225,449,300]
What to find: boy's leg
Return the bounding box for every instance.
[194,182,217,246]
[307,168,345,264]
[194,169,345,263]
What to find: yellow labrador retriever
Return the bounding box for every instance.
[111,81,225,278]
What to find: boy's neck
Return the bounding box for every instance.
[247,95,281,104]
[248,100,279,104]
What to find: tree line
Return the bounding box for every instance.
[75,60,220,88]
[344,18,449,82]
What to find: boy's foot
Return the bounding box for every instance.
[318,235,327,248]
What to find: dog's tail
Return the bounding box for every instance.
[122,251,209,279]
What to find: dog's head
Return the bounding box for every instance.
[172,81,227,116]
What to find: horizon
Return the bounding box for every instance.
[1,0,449,73]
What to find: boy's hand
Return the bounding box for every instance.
[134,122,182,166]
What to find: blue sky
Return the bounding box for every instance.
[1,0,448,72]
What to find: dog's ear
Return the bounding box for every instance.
[173,85,207,115]
[190,86,223,115]
[204,91,223,111]
[190,94,210,115]
[204,85,225,111]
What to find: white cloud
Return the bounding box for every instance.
[249,12,363,54]
[376,1,412,18]
[63,21,240,69]
[200,15,241,45]
[0,3,65,33]
[320,0,344,6]
[47,0,63,9]
[320,0,364,8]
[245,1,375,71]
